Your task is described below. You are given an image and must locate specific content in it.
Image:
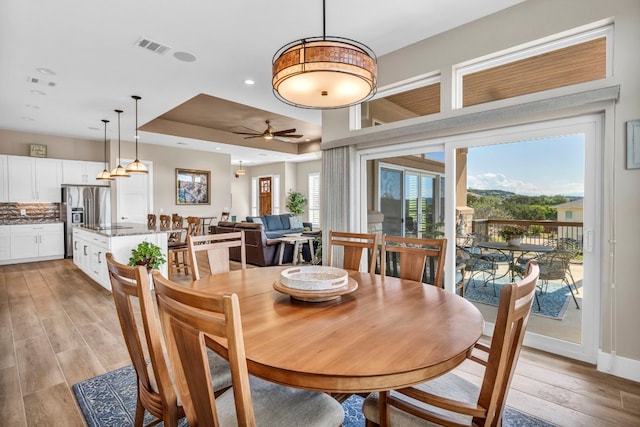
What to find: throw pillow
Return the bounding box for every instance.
[289,215,303,229]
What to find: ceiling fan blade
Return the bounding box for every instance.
[273,128,296,135]
[233,131,261,136]
[244,135,263,139]
[276,133,303,138]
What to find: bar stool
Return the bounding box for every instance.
[168,216,189,279]
[147,214,157,228]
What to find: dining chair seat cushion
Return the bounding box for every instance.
[168,241,187,249]
[147,348,233,406]
[362,371,479,426]
[215,376,344,426]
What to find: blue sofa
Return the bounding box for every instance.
[245,214,309,239]
[211,214,312,266]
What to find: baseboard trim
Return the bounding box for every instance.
[597,351,640,382]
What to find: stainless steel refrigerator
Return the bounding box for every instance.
[61,185,111,257]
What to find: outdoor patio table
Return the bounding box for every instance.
[190,266,484,394]
[476,241,554,281]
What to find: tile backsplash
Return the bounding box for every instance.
[0,203,61,224]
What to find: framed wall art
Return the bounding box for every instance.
[627,119,640,169]
[176,168,211,205]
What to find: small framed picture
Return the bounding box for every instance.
[627,120,640,169]
[176,168,211,205]
[29,144,47,158]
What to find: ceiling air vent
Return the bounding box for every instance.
[27,76,56,87]
[135,37,171,55]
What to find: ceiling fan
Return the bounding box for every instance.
[232,120,303,141]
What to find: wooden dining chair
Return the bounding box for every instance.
[105,253,232,427]
[159,214,170,229]
[147,213,157,228]
[362,260,540,427]
[186,216,202,236]
[327,230,379,274]
[380,234,447,287]
[220,211,230,222]
[151,271,345,426]
[167,215,190,279]
[187,231,246,280]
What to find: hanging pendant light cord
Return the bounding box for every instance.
[115,109,123,163]
[134,97,139,160]
[102,119,109,167]
[322,0,326,40]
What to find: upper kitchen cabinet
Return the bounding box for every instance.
[0,155,7,202]
[7,155,62,203]
[62,160,108,186]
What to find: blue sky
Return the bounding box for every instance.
[465,134,585,197]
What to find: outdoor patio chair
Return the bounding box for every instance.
[456,245,499,296]
[362,261,540,427]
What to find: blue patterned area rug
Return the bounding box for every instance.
[463,277,579,320]
[73,365,555,426]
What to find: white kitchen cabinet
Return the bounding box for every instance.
[62,160,108,186]
[0,155,7,202]
[0,226,10,261]
[73,226,168,291]
[7,156,62,202]
[9,223,64,261]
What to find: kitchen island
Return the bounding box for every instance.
[73,223,168,291]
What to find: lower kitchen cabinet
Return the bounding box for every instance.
[8,223,64,262]
[0,226,10,261]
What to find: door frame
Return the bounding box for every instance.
[355,114,602,363]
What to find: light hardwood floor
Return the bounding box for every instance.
[1,259,639,426]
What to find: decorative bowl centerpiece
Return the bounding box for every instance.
[274,266,357,302]
[280,266,348,290]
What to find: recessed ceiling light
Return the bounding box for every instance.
[36,67,56,75]
[88,126,100,131]
[259,153,267,156]
[244,79,255,85]
[174,51,196,62]
[30,89,46,95]
[215,147,221,150]
[25,104,40,109]
[305,138,311,142]
[20,116,35,121]
[176,141,187,145]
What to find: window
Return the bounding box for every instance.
[351,73,441,131]
[565,211,574,220]
[454,24,612,108]
[308,173,321,227]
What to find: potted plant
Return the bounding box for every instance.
[286,189,308,215]
[128,241,167,270]
[499,225,528,246]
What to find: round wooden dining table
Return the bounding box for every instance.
[190,266,484,394]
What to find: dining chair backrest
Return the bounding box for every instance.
[105,253,182,426]
[151,271,255,426]
[187,231,246,280]
[147,213,157,228]
[380,234,448,286]
[220,211,230,222]
[159,214,170,229]
[374,261,540,427]
[327,230,379,274]
[169,215,184,242]
[186,216,202,236]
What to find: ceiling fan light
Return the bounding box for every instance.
[263,134,274,140]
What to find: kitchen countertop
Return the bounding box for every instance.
[76,223,170,237]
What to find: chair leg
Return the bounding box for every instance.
[564,278,580,309]
[134,394,145,427]
[534,287,542,311]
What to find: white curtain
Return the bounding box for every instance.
[321,146,352,265]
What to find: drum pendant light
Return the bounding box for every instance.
[126,95,148,174]
[271,0,377,109]
[96,119,113,181]
[110,109,130,178]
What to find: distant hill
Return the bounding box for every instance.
[467,189,516,199]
